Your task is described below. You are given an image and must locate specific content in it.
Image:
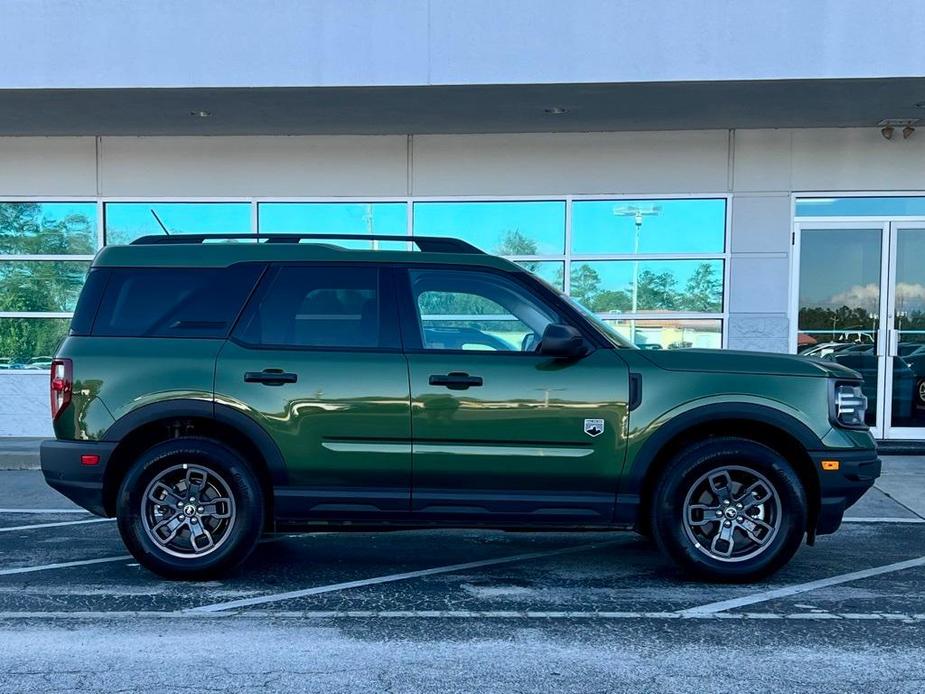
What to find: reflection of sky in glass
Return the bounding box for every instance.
[796,197,925,217]
[895,229,925,315]
[260,203,406,235]
[260,203,407,249]
[799,229,881,310]
[572,199,725,254]
[105,203,251,244]
[413,202,565,255]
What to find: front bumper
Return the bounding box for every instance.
[810,449,881,535]
[40,439,117,517]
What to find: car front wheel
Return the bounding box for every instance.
[116,437,264,579]
[650,437,807,582]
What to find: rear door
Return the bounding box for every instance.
[215,263,412,521]
[398,266,630,523]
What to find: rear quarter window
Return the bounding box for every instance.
[90,264,263,338]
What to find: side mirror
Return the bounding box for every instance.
[537,323,589,359]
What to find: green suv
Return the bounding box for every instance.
[41,233,880,581]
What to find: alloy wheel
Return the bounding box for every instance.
[141,463,236,559]
[682,465,782,563]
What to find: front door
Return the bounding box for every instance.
[398,266,629,523]
[214,263,412,519]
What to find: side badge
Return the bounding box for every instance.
[583,418,604,438]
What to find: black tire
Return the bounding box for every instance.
[649,437,807,583]
[116,437,264,580]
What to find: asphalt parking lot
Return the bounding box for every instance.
[0,459,923,693]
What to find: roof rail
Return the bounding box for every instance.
[129,233,485,254]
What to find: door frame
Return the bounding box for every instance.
[790,220,890,439]
[884,222,925,439]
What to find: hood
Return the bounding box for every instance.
[638,348,861,379]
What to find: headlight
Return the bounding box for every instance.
[831,382,868,428]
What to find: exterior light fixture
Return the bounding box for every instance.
[879,118,919,141]
[544,107,568,114]
[190,110,213,118]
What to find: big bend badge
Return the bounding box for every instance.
[583,418,604,438]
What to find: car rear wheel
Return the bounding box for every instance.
[116,437,264,579]
[650,437,807,582]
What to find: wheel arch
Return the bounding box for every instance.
[100,399,286,523]
[622,403,823,534]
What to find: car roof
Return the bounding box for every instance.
[92,236,521,273]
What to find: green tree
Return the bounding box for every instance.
[634,269,680,312]
[681,262,723,312]
[0,203,94,364]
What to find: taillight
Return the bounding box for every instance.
[50,358,72,421]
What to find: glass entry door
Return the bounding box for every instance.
[795,223,888,437]
[795,221,925,439]
[885,224,925,438]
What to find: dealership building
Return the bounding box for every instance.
[1,0,925,440]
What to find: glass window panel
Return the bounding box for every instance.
[798,229,882,332]
[796,197,925,217]
[602,319,722,350]
[413,201,565,255]
[236,266,384,349]
[0,261,90,312]
[515,261,564,291]
[570,260,724,314]
[0,202,97,255]
[410,269,560,352]
[93,266,262,338]
[258,202,408,250]
[0,318,70,369]
[571,199,726,254]
[104,203,252,245]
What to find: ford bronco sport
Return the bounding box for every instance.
[41,233,881,581]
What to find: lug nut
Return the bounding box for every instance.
[197,507,204,513]
[723,500,730,505]
[189,497,196,502]
[724,520,732,527]
[736,503,743,509]
[715,510,723,517]
[191,517,198,524]
[178,514,185,520]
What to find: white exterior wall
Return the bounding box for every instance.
[4,127,925,435]
[3,0,924,89]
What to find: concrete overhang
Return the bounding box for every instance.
[0,78,923,135]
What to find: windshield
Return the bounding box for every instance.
[561,294,637,349]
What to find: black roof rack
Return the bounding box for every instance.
[129,233,485,254]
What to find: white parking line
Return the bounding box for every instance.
[0,518,114,533]
[0,610,921,622]
[0,508,89,514]
[679,555,925,616]
[189,542,616,613]
[842,517,925,524]
[0,555,132,577]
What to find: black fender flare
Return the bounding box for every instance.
[615,402,824,524]
[101,399,288,486]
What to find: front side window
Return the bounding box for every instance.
[409,269,560,352]
[236,266,384,349]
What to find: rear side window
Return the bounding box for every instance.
[235,265,389,349]
[91,265,263,338]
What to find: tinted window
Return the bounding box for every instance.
[409,269,560,352]
[92,265,262,338]
[236,266,383,349]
